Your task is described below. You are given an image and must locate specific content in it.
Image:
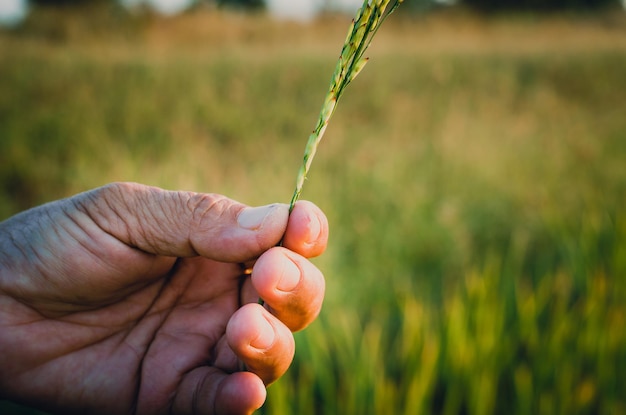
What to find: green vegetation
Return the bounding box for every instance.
[288,0,402,211]
[1,8,625,414]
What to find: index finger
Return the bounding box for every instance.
[281,200,328,258]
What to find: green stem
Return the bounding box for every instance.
[287,0,402,212]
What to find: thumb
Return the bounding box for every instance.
[79,182,289,262]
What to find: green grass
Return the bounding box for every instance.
[1,6,625,414]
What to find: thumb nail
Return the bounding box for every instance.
[237,204,278,231]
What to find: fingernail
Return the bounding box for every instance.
[306,212,322,245]
[277,254,301,292]
[238,204,277,231]
[251,316,275,350]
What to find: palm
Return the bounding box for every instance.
[7,249,250,414]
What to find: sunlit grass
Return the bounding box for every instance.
[1,6,625,414]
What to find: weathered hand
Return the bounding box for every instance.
[0,182,328,415]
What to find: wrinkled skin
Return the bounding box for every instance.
[0,182,328,415]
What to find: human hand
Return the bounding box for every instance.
[0,182,328,415]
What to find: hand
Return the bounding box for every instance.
[0,182,328,415]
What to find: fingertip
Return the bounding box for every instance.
[215,372,266,415]
[191,200,289,262]
[283,200,329,258]
[237,203,289,233]
[252,248,325,332]
[173,368,265,415]
[227,303,277,351]
[232,202,290,255]
[226,303,295,384]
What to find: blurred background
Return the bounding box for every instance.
[1,0,625,414]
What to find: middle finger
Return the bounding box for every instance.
[251,247,325,332]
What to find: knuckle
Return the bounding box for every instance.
[189,193,232,228]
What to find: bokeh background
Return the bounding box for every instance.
[1,0,625,414]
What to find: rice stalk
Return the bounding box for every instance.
[288,0,403,211]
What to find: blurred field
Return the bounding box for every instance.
[1,5,626,414]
